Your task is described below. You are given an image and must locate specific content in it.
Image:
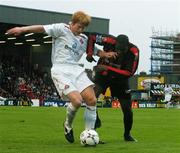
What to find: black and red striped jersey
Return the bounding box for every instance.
[85,32,139,78]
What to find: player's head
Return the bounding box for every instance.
[71,11,91,26]
[71,11,91,35]
[115,34,129,53]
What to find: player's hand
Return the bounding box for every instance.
[103,51,118,59]
[6,27,24,36]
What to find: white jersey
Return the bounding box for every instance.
[164,86,173,102]
[164,86,173,95]
[44,23,87,65]
[44,23,97,96]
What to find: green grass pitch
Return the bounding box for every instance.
[0,106,180,153]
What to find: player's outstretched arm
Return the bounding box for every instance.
[6,25,45,36]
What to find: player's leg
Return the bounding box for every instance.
[111,83,137,142]
[65,92,82,129]
[118,98,136,141]
[95,110,101,129]
[81,86,97,130]
[51,69,82,143]
[76,71,97,130]
[63,91,82,143]
[81,87,106,143]
[90,83,108,144]
[94,84,105,129]
[93,79,109,129]
[166,101,172,109]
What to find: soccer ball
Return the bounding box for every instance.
[80,129,99,146]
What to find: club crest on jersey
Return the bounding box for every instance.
[79,38,84,44]
[64,85,69,89]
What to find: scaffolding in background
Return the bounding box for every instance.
[150,29,180,75]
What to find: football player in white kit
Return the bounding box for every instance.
[164,84,174,108]
[7,11,117,143]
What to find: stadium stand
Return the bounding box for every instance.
[0,55,60,105]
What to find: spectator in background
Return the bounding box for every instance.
[0,63,3,86]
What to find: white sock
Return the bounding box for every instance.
[65,103,78,129]
[84,105,97,130]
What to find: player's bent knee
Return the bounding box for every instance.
[73,100,82,108]
[71,98,83,108]
[86,97,97,106]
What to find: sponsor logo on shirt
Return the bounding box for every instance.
[65,43,79,55]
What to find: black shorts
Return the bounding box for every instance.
[95,74,131,99]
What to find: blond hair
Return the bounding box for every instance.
[71,11,91,27]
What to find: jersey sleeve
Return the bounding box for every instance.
[43,23,65,38]
[85,32,116,56]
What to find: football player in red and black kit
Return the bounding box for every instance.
[85,32,139,142]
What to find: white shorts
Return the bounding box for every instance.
[51,65,94,99]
